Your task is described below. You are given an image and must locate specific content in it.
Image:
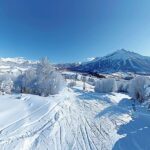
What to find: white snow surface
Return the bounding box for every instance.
[0,81,150,150]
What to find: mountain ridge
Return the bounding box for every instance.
[66,49,150,74]
[1,49,150,74]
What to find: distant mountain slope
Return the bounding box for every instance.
[69,49,150,74]
[0,57,37,76]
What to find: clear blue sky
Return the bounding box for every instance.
[0,0,150,63]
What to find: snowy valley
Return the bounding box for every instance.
[0,52,150,150]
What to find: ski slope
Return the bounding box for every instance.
[0,81,150,150]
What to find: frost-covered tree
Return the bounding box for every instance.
[0,74,14,94]
[94,78,117,93]
[14,69,37,93]
[14,57,66,96]
[0,78,13,94]
[36,57,54,80]
[117,80,129,93]
[129,76,150,102]
[35,58,65,96]
[37,70,65,96]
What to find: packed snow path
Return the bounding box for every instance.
[0,85,150,150]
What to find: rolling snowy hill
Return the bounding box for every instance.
[0,57,37,76]
[67,49,150,74]
[0,80,150,150]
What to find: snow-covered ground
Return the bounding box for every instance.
[0,80,150,150]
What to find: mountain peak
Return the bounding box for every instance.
[70,49,150,74]
[110,49,134,55]
[115,48,129,53]
[103,49,142,61]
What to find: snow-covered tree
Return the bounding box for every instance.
[14,69,37,93]
[37,70,65,96]
[129,76,150,102]
[35,58,65,96]
[36,57,54,80]
[0,78,13,94]
[94,78,117,93]
[117,80,129,93]
[14,57,66,96]
[0,74,14,94]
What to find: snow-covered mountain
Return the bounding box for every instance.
[69,49,150,74]
[1,49,150,76]
[0,57,37,76]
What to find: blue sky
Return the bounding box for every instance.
[0,0,150,63]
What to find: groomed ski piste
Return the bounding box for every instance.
[0,80,150,150]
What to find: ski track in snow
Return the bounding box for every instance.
[0,83,150,150]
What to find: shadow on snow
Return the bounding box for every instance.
[113,109,150,150]
[73,87,150,150]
